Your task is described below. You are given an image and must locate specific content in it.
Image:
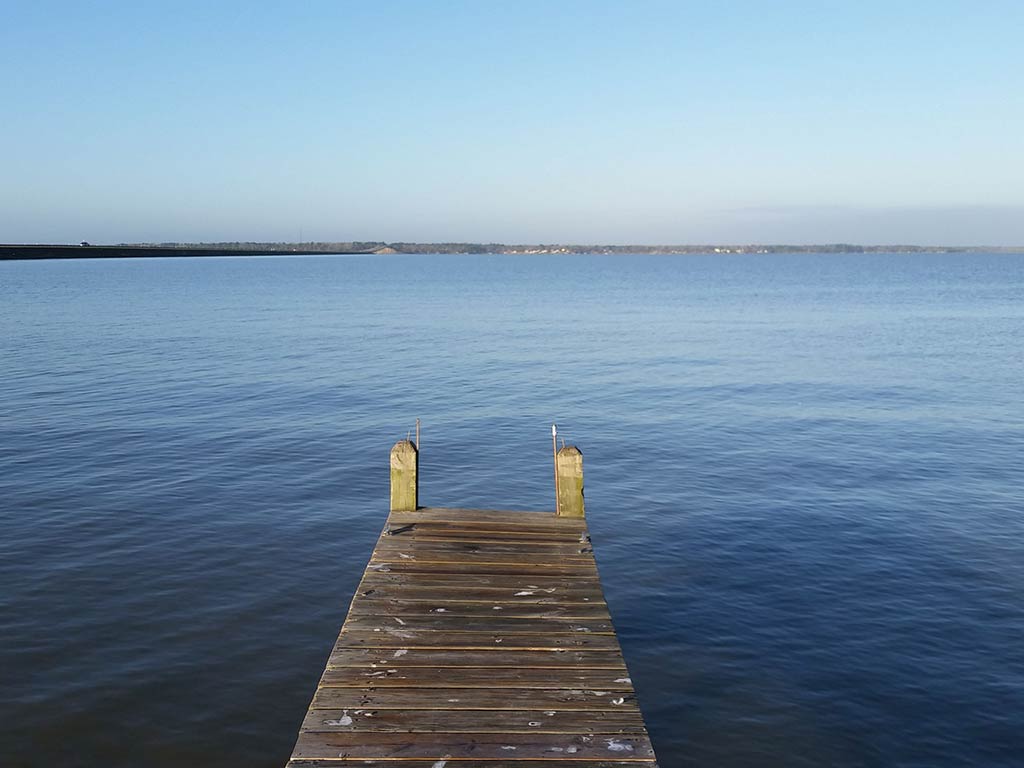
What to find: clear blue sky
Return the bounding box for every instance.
[2,1,1022,245]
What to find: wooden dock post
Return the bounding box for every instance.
[389,439,418,512]
[556,445,585,517]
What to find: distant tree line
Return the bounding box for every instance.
[117,241,1014,255]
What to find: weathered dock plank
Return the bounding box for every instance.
[319,667,634,688]
[339,615,616,633]
[301,708,647,734]
[290,731,656,760]
[311,686,643,712]
[346,600,612,619]
[327,648,628,669]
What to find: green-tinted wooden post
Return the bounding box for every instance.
[390,439,418,512]
[555,445,584,517]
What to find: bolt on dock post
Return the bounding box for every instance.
[556,444,585,517]
[389,439,418,511]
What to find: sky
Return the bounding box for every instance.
[2,1,1022,245]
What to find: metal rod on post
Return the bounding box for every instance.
[415,418,420,450]
[552,424,560,515]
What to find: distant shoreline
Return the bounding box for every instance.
[2,242,1023,261]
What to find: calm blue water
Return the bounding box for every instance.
[2,252,1022,767]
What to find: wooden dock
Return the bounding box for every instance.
[286,439,658,767]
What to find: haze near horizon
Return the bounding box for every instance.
[2,1,1022,246]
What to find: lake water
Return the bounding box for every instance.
[2,252,1022,767]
